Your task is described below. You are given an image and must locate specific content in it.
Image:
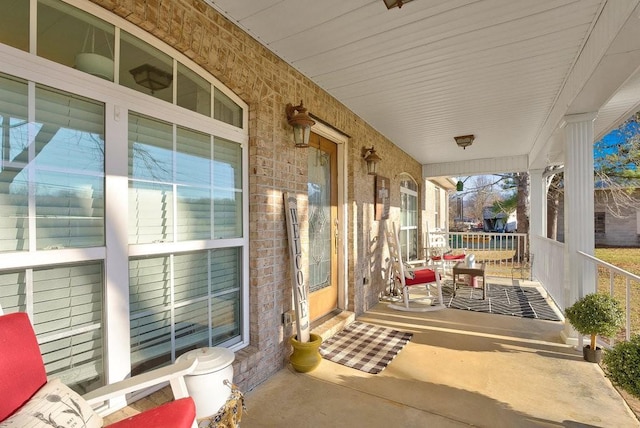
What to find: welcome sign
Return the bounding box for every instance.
[284,192,310,342]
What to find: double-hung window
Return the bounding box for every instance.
[0,0,248,393]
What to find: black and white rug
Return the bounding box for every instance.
[319,321,412,374]
[442,282,562,321]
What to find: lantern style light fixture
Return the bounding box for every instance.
[383,0,413,9]
[363,146,382,175]
[454,134,475,150]
[456,180,464,191]
[129,64,173,93]
[286,100,316,148]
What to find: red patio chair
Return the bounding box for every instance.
[0,312,198,428]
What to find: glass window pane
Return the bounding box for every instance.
[212,291,240,343]
[129,256,172,373]
[120,31,173,103]
[38,0,115,81]
[129,114,174,244]
[177,63,211,117]
[0,0,29,51]
[177,128,211,241]
[211,247,241,293]
[130,249,241,373]
[0,270,27,313]
[32,262,104,393]
[35,86,105,249]
[214,138,242,238]
[0,74,29,252]
[214,88,242,128]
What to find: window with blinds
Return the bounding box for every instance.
[129,248,242,374]
[0,263,104,394]
[0,0,248,396]
[400,176,419,261]
[34,86,105,250]
[0,74,29,252]
[0,74,105,251]
[129,112,243,244]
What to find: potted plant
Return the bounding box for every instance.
[564,293,624,363]
[603,335,640,399]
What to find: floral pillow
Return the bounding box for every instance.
[0,378,103,428]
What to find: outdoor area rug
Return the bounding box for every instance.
[442,282,562,321]
[319,321,412,374]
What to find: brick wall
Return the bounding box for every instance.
[89,0,425,391]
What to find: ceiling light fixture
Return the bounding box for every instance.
[383,0,413,9]
[454,134,475,150]
[129,64,173,93]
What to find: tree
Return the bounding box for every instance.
[491,172,529,261]
[546,113,640,238]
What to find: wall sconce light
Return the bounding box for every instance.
[454,134,475,150]
[456,180,464,191]
[129,64,173,93]
[286,100,315,148]
[383,0,413,9]
[363,146,382,175]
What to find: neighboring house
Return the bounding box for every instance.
[556,189,640,246]
[482,207,517,233]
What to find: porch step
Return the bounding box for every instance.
[311,311,355,341]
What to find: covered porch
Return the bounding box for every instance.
[109,276,640,427]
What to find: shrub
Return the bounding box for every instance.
[603,335,640,399]
[564,293,624,350]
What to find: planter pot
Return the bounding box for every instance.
[289,333,323,373]
[583,345,603,363]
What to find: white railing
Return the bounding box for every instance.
[441,231,528,270]
[578,251,640,342]
[531,236,565,311]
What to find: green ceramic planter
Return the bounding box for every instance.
[289,333,323,373]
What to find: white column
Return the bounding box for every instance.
[529,168,545,280]
[562,113,597,342]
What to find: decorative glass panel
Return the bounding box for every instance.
[308,147,331,293]
[38,0,115,81]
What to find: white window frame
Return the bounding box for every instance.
[0,0,249,395]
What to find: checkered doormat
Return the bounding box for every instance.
[319,322,412,374]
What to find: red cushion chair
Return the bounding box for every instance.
[0,312,197,428]
[386,222,446,312]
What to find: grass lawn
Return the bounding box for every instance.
[470,247,640,338]
[594,248,640,340]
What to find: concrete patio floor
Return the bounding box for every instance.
[241,292,639,427]
[105,279,639,427]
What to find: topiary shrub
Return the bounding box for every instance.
[564,293,624,350]
[603,335,640,399]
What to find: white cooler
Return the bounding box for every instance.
[176,347,235,419]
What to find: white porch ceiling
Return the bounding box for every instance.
[204,0,640,177]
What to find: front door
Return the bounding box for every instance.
[307,133,338,322]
